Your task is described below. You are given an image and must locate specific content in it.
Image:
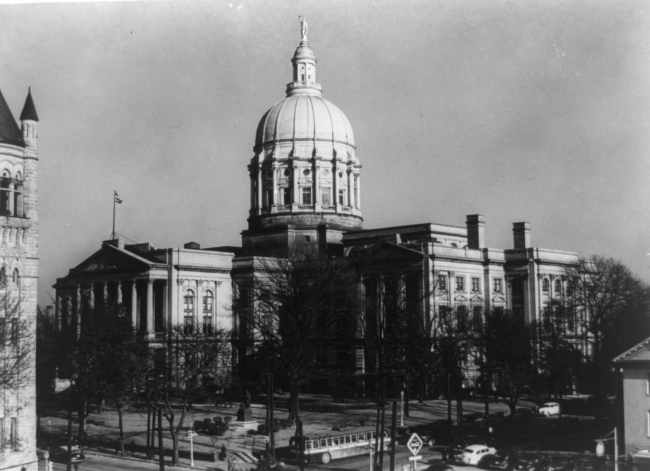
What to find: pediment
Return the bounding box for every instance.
[492,294,506,303]
[454,294,469,303]
[73,246,152,274]
[470,294,484,303]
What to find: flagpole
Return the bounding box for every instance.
[112,191,116,239]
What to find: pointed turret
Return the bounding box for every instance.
[0,88,24,147]
[20,88,39,122]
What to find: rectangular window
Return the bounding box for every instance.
[437,275,447,290]
[456,277,464,292]
[338,189,345,205]
[472,277,480,292]
[283,188,291,205]
[203,317,213,335]
[9,320,17,346]
[321,187,331,205]
[493,278,502,293]
[302,187,312,205]
[10,418,16,450]
[472,306,483,330]
[184,316,194,335]
[457,305,468,330]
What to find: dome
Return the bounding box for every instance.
[255,95,355,150]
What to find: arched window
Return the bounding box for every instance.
[554,279,562,296]
[203,290,214,335]
[542,278,550,293]
[0,171,10,216]
[183,290,195,334]
[12,269,19,285]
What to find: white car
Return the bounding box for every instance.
[461,445,497,466]
[538,402,560,417]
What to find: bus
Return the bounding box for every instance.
[290,429,392,464]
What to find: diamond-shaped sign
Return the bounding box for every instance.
[407,433,423,456]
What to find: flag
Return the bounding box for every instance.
[114,191,123,204]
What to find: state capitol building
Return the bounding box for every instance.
[54,26,587,396]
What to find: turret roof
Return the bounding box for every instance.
[20,88,39,122]
[0,89,24,147]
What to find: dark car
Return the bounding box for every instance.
[50,445,86,465]
[490,450,520,470]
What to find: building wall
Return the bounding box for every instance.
[0,130,38,468]
[623,367,650,452]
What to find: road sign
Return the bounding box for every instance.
[596,441,605,457]
[187,428,198,438]
[406,433,423,456]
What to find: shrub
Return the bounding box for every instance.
[224,416,232,425]
[214,416,223,424]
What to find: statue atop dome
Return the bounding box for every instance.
[299,16,308,42]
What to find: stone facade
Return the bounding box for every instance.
[0,87,39,471]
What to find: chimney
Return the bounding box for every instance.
[512,222,531,249]
[466,214,485,249]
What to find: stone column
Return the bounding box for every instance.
[256,164,263,211]
[88,284,95,309]
[7,181,14,216]
[75,284,81,338]
[332,161,338,208]
[131,280,138,330]
[146,279,154,335]
[102,282,108,304]
[347,170,352,207]
[162,282,168,330]
[116,280,123,305]
[250,169,255,210]
[65,296,72,330]
[313,161,320,205]
[355,173,361,209]
[271,163,278,207]
[196,280,203,332]
[292,165,299,209]
[448,271,455,309]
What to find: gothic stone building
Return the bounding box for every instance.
[0,86,39,471]
[53,28,588,396]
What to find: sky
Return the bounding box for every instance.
[0,0,648,306]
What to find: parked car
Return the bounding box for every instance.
[537,402,560,417]
[490,450,519,470]
[49,446,86,465]
[461,445,497,466]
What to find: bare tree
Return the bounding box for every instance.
[241,244,357,422]
[0,297,33,392]
[159,324,230,465]
[479,308,534,419]
[565,255,643,399]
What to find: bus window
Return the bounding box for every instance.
[351,434,357,443]
[306,441,312,450]
[344,436,350,444]
[320,439,327,447]
[312,441,319,449]
[327,438,333,447]
[368,432,374,440]
[359,433,366,442]
[333,437,339,446]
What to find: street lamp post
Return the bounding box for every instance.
[400,391,404,427]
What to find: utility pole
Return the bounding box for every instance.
[390,401,397,471]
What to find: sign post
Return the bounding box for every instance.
[406,433,423,471]
[187,428,197,467]
[400,391,404,427]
